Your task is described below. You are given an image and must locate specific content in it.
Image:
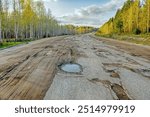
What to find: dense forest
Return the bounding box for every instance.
[96,0,150,35]
[65,25,95,35]
[0,0,95,44]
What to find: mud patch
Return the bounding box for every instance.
[89,78,112,90]
[89,78,111,86]
[89,78,130,100]
[103,62,150,79]
[111,84,130,100]
[110,72,120,78]
[130,53,141,57]
[102,65,120,78]
[44,45,53,49]
[102,63,122,67]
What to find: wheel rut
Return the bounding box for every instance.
[0,37,78,99]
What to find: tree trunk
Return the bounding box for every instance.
[2,31,4,39]
[15,22,19,41]
[30,24,33,39]
[46,20,49,38]
[26,26,28,39]
[38,24,40,39]
[0,19,2,43]
[40,23,43,38]
[147,1,150,33]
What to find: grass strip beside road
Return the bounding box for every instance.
[95,33,150,46]
[0,41,29,49]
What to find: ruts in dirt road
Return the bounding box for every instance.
[0,34,150,100]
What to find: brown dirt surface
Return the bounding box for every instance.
[0,36,78,99]
[0,34,150,100]
[92,35,150,61]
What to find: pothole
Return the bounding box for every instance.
[111,84,131,100]
[89,79,131,100]
[59,63,82,74]
[110,72,120,78]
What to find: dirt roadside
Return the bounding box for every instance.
[91,35,150,61]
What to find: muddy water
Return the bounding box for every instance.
[60,63,82,73]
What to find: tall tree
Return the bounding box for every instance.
[3,0,9,39]
[13,0,20,40]
[145,0,150,32]
[0,0,2,43]
[97,0,150,35]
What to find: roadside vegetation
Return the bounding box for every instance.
[0,38,32,49]
[96,0,150,46]
[0,0,95,49]
[0,41,25,49]
[98,33,150,45]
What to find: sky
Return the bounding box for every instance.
[42,0,127,27]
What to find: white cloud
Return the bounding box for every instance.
[37,0,58,2]
[49,0,58,2]
[58,0,126,27]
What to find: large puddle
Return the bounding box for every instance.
[59,63,82,73]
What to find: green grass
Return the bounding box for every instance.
[95,33,150,46]
[0,41,28,49]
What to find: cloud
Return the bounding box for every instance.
[49,0,58,2]
[58,0,126,27]
[39,0,58,2]
[34,0,58,2]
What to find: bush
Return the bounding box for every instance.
[0,42,3,46]
[133,28,141,35]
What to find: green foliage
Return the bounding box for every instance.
[0,42,24,49]
[0,0,83,42]
[133,28,141,35]
[116,20,123,33]
[75,26,95,34]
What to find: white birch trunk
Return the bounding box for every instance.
[0,19,2,43]
[15,22,19,40]
[147,1,150,33]
[30,24,33,39]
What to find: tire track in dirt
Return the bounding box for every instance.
[0,36,78,99]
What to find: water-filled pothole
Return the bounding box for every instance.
[59,63,82,74]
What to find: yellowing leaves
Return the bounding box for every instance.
[97,0,150,35]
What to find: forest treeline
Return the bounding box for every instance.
[65,25,96,34]
[0,0,95,44]
[96,0,150,35]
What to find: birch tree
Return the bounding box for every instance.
[0,0,2,43]
[13,0,20,40]
[145,0,150,32]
